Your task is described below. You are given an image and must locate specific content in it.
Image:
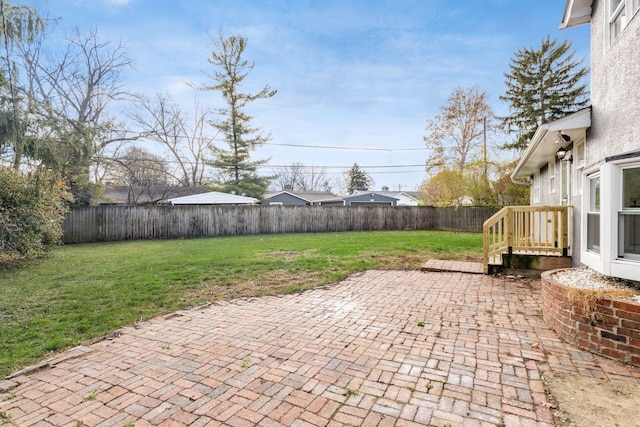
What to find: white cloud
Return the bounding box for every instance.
[30,0,589,191]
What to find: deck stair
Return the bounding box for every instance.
[483,206,572,275]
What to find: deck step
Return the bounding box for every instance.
[421,260,483,274]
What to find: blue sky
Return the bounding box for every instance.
[26,0,590,192]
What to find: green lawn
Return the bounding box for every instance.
[0,230,481,378]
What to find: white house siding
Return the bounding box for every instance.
[537,161,561,206]
[393,195,420,206]
[589,0,640,165]
[580,0,640,280]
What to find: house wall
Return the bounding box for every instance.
[537,162,562,206]
[579,0,640,280]
[394,195,420,206]
[589,0,640,166]
[572,192,583,266]
[343,193,398,206]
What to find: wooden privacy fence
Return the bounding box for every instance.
[62,205,498,244]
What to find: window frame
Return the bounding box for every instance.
[618,164,640,260]
[586,173,601,253]
[608,0,640,45]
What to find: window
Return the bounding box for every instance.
[611,0,626,40]
[549,160,556,194]
[609,0,640,44]
[587,174,600,252]
[532,171,541,203]
[619,166,640,259]
[574,142,585,195]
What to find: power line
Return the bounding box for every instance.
[263,142,426,151]
[260,170,425,176]
[109,156,425,170]
[258,164,425,169]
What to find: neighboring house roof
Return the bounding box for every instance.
[403,191,421,200]
[262,191,342,204]
[511,107,591,181]
[166,191,258,205]
[99,186,209,205]
[560,0,592,29]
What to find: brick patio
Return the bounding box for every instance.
[2,269,640,426]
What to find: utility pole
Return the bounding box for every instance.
[483,116,488,180]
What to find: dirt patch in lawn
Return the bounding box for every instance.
[543,370,640,426]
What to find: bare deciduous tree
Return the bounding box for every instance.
[112,146,169,186]
[15,26,135,204]
[271,162,335,192]
[131,92,215,187]
[423,84,496,174]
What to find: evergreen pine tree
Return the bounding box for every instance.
[500,36,589,151]
[202,32,276,198]
[346,163,372,194]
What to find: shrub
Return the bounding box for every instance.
[0,167,72,263]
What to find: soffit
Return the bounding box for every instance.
[560,0,593,29]
[512,108,591,179]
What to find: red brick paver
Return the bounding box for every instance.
[2,269,640,426]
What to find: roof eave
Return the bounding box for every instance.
[559,0,593,29]
[511,108,592,181]
[511,127,549,183]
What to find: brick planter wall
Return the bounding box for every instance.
[541,269,640,366]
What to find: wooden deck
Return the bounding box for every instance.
[483,205,571,274]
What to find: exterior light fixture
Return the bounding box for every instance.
[556,131,572,144]
[557,147,573,162]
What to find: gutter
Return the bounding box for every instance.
[509,127,549,185]
[511,176,530,186]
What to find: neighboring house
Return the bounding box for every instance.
[353,190,420,206]
[261,191,342,206]
[99,185,208,205]
[510,0,640,281]
[166,191,258,205]
[457,195,475,207]
[342,192,399,206]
